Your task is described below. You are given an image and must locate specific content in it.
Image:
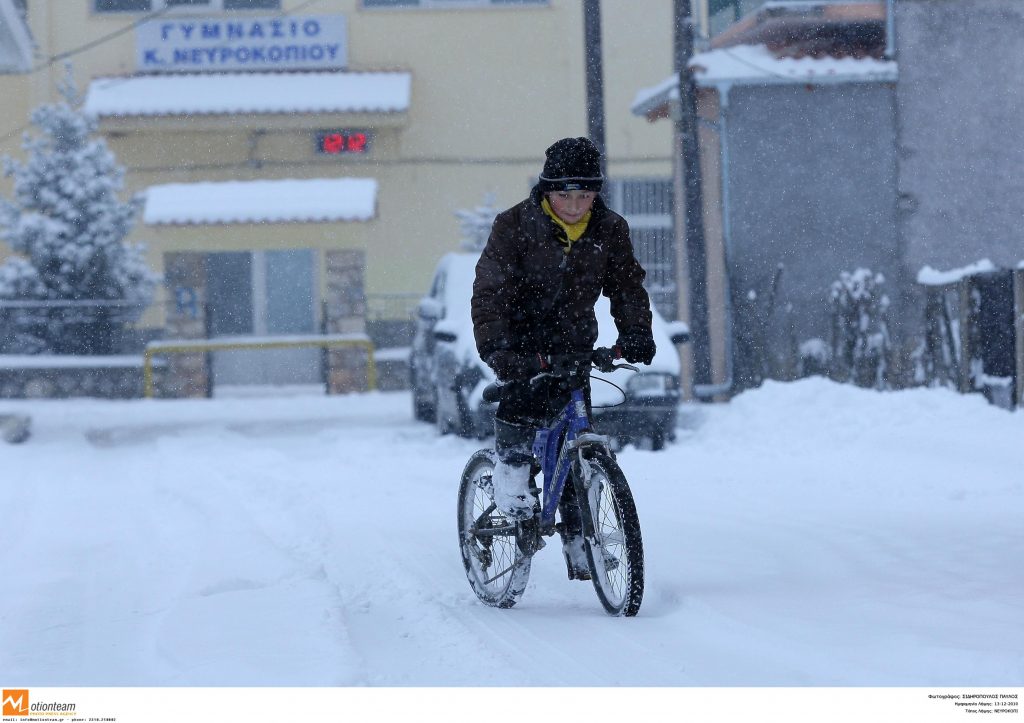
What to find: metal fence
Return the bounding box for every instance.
[0,298,147,355]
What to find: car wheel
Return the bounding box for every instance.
[413,394,436,423]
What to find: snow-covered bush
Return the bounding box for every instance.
[828,268,891,389]
[454,193,499,252]
[797,337,830,378]
[0,69,157,354]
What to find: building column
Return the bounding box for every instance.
[324,249,369,394]
[161,252,210,398]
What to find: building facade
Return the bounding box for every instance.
[633,2,902,394]
[1,0,676,389]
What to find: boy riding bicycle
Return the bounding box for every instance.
[470,136,657,580]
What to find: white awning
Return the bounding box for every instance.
[143,178,378,225]
[84,70,411,117]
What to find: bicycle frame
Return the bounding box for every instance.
[532,386,607,535]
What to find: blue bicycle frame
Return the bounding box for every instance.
[532,387,598,534]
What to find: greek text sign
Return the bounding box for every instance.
[136,15,347,73]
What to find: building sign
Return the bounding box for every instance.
[136,15,347,73]
[316,130,372,155]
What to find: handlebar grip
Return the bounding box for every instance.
[481,383,502,404]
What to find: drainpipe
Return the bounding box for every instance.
[885,0,895,59]
[693,83,735,398]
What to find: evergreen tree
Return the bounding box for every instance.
[0,68,156,354]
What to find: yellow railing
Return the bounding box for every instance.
[143,333,376,398]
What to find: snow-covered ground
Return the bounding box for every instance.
[1,378,1021,687]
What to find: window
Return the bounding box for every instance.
[95,0,280,12]
[606,178,677,320]
[362,0,546,9]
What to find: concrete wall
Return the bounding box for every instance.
[723,81,900,355]
[895,0,1024,272]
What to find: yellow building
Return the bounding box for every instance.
[1,0,675,389]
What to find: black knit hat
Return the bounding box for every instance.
[538,137,603,193]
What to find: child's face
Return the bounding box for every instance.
[547,191,597,224]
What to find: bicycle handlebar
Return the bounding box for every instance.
[481,348,637,403]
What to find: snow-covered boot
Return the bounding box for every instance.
[560,531,591,581]
[492,419,536,521]
[557,494,591,580]
[491,460,535,521]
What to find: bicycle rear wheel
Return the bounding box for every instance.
[576,449,644,616]
[457,449,532,608]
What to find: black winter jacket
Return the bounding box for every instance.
[472,186,653,360]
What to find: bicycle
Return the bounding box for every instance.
[457,348,645,616]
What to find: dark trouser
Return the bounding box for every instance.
[494,374,591,537]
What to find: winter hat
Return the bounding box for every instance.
[538,137,603,192]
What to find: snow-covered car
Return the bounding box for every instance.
[409,252,690,450]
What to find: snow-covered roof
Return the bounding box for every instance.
[143,178,377,226]
[84,71,411,117]
[0,0,33,73]
[631,44,897,116]
[917,259,998,286]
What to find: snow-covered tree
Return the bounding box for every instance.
[454,193,499,252]
[828,268,891,389]
[0,68,156,354]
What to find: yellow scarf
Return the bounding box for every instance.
[541,197,591,253]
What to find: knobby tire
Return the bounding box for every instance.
[575,449,644,616]
[457,449,532,608]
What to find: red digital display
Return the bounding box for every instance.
[316,130,371,155]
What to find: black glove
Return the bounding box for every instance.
[485,351,546,382]
[591,346,619,373]
[615,332,657,365]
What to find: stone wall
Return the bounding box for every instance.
[0,357,150,399]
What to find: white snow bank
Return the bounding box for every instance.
[1,379,1021,687]
[0,354,145,369]
[917,258,997,286]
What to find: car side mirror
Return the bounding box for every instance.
[665,320,691,345]
[434,330,457,343]
[417,297,443,321]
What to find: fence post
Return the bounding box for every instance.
[1015,268,1024,409]
[957,276,974,393]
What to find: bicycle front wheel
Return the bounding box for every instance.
[457,449,532,608]
[576,449,644,616]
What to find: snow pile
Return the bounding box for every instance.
[0,379,1020,686]
[917,258,998,286]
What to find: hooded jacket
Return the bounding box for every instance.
[472,186,653,360]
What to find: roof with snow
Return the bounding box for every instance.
[916,259,998,287]
[84,71,411,118]
[631,44,897,117]
[143,178,377,226]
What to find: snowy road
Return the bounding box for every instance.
[1,379,1021,686]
